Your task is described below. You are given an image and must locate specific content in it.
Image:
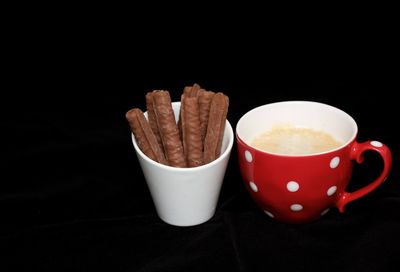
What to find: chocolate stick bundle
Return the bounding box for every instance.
[126,84,229,168]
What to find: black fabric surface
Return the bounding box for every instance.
[3,79,399,271]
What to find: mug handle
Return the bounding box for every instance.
[336,141,392,213]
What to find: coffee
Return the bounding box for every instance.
[251,126,343,155]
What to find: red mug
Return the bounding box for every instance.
[236,101,392,224]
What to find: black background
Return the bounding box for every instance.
[3,76,399,271]
[3,8,399,271]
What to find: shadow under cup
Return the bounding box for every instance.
[236,101,392,224]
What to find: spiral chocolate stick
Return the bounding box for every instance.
[153,91,187,167]
[184,83,201,97]
[181,94,204,167]
[198,90,215,142]
[182,86,192,96]
[203,93,229,164]
[146,91,163,150]
[178,83,202,138]
[126,108,168,165]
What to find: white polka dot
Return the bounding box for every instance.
[264,210,274,218]
[370,141,383,147]
[287,181,299,192]
[330,156,340,169]
[383,176,388,182]
[290,204,303,212]
[249,181,258,192]
[327,186,337,196]
[321,208,330,216]
[245,150,253,162]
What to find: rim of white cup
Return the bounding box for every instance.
[132,102,234,172]
[236,100,358,157]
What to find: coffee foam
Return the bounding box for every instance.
[251,125,343,155]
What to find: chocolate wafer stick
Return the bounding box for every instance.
[181,94,203,167]
[203,93,229,164]
[126,108,168,165]
[146,91,163,150]
[178,83,201,139]
[153,91,187,167]
[184,83,201,97]
[182,86,192,96]
[198,90,215,142]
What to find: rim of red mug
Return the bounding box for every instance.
[236,100,359,157]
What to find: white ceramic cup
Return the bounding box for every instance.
[131,102,234,226]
